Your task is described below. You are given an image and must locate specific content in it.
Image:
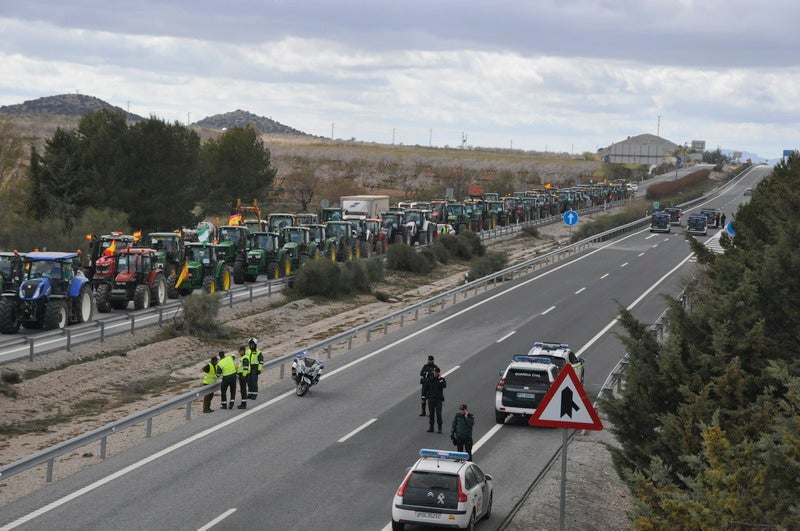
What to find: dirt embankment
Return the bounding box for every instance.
[0,219,633,530]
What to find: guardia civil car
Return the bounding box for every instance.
[391,449,493,530]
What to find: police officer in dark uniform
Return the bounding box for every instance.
[423,367,446,433]
[419,355,439,416]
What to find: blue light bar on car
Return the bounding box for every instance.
[419,449,470,460]
[513,355,552,364]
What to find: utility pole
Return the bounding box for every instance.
[187,112,191,126]
[392,128,395,145]
[331,122,334,140]
[429,129,432,147]
[657,115,662,137]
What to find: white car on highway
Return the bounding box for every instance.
[391,449,493,530]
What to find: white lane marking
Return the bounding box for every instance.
[664,237,670,241]
[441,365,460,378]
[338,418,378,443]
[638,252,645,257]
[652,244,658,248]
[497,331,516,343]
[575,252,694,358]
[473,423,503,452]
[541,305,556,315]
[5,227,652,528]
[645,234,657,239]
[197,508,237,531]
[600,273,610,279]
[574,287,586,294]
[620,262,629,268]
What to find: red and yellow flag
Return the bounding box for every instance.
[544,182,552,190]
[104,239,117,257]
[228,214,243,226]
[133,230,142,242]
[174,260,189,288]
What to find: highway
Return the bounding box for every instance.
[0,165,769,531]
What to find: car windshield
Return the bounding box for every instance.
[286,230,305,243]
[307,227,324,242]
[219,227,245,244]
[116,254,142,272]
[328,224,348,237]
[406,211,422,223]
[382,215,400,228]
[448,204,464,216]
[254,234,276,250]
[188,247,211,264]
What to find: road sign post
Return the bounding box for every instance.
[563,210,579,241]
[529,365,602,531]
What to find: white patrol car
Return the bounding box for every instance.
[391,449,493,530]
[525,341,585,383]
[495,356,559,424]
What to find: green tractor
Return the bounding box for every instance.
[267,213,296,232]
[173,242,233,295]
[246,231,282,281]
[277,226,321,276]
[306,224,337,261]
[445,202,470,234]
[147,231,185,298]
[216,225,251,284]
[325,220,360,261]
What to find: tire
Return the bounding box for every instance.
[360,241,370,258]
[95,283,112,313]
[329,248,337,262]
[150,273,167,306]
[73,284,94,323]
[483,493,493,519]
[44,300,68,330]
[267,262,278,279]
[495,411,507,424]
[202,275,216,294]
[218,265,233,291]
[233,260,245,285]
[0,297,20,334]
[419,230,428,245]
[296,380,309,397]
[391,521,405,531]
[133,284,151,310]
[281,256,292,277]
[166,274,180,299]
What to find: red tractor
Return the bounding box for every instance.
[95,248,168,312]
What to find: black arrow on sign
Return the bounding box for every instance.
[560,387,580,418]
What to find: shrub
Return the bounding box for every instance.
[364,257,385,283]
[428,240,451,264]
[386,243,434,274]
[341,260,371,293]
[436,234,474,260]
[293,258,341,297]
[520,225,540,238]
[374,290,390,302]
[467,251,508,282]
[180,292,230,339]
[457,230,486,256]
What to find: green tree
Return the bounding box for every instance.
[124,117,202,231]
[199,125,276,214]
[75,109,130,209]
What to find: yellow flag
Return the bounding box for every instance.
[228,214,243,225]
[104,239,117,257]
[175,260,189,288]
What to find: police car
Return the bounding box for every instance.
[495,355,559,424]
[525,341,585,383]
[391,449,493,530]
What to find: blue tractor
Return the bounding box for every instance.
[0,252,94,333]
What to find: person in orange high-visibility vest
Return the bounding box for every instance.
[217,351,237,410]
[202,355,219,413]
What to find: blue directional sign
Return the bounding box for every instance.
[676,156,683,165]
[563,210,579,226]
[726,221,735,236]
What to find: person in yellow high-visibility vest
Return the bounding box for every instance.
[245,338,264,401]
[217,350,238,410]
[202,355,220,413]
[236,345,250,409]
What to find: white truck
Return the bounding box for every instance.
[340,195,390,221]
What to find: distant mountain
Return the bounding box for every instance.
[0,93,143,121]
[193,109,308,136]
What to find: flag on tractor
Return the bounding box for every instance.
[133,230,142,242]
[228,214,243,226]
[175,260,189,288]
[544,182,552,190]
[197,225,211,243]
[104,239,117,257]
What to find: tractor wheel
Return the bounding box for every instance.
[44,300,68,330]
[329,248,337,262]
[166,274,180,299]
[346,247,354,261]
[95,283,112,313]
[218,265,233,291]
[202,275,216,293]
[73,284,94,323]
[133,284,151,310]
[419,230,428,245]
[311,248,321,260]
[150,273,167,306]
[360,241,371,258]
[267,262,278,279]
[0,297,20,334]
[233,260,245,285]
[280,256,292,277]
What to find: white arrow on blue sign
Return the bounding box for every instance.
[726,221,735,236]
[563,210,579,226]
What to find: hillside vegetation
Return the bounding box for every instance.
[602,155,800,528]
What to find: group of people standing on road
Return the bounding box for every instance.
[201,338,264,413]
[419,355,474,460]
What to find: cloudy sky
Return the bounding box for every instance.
[1,0,798,159]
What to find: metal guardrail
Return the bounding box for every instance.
[0,201,649,484]
[0,201,623,364]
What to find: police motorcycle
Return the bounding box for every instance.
[291,351,324,396]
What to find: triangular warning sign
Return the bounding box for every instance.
[528,364,603,430]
